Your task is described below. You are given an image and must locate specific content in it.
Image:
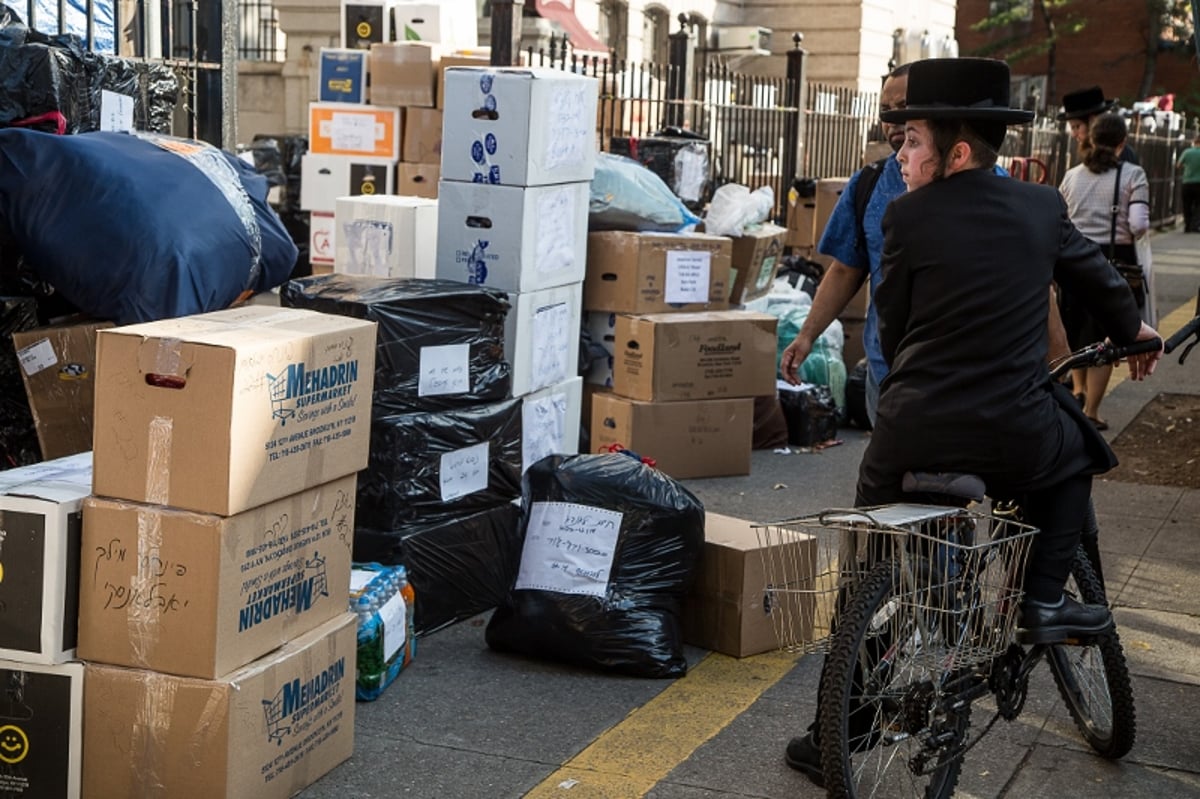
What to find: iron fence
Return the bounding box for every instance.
[238,0,285,61]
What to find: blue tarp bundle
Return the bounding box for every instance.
[0,129,299,323]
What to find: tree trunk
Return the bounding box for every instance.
[1138,0,1164,100]
[1038,0,1059,104]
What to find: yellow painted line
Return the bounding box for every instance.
[1107,298,1196,394]
[523,648,802,799]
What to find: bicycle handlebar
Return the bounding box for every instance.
[1048,337,1163,381]
[1163,315,1200,362]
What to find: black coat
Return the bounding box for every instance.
[858,168,1143,501]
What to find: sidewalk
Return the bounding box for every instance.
[297,228,1200,799]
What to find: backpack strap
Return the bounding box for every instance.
[854,156,889,256]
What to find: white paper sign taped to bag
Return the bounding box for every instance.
[515,501,623,597]
[16,338,57,376]
[419,343,470,396]
[380,591,407,658]
[439,442,489,501]
[665,250,711,304]
[100,90,135,133]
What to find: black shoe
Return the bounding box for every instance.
[784,732,824,787]
[1017,596,1113,645]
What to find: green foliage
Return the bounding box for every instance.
[967,0,1089,62]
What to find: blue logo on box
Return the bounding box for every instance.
[484,133,497,155]
[483,94,497,113]
[488,165,501,184]
[479,73,493,93]
[466,240,490,284]
[472,173,485,183]
[471,140,486,165]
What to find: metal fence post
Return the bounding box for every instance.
[666,14,690,129]
[780,32,807,220]
[490,0,525,66]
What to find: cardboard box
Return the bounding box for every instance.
[402,106,442,162]
[369,42,436,107]
[334,194,438,279]
[682,513,817,657]
[78,475,356,679]
[729,224,786,305]
[813,177,850,248]
[590,394,754,479]
[612,311,778,402]
[0,659,84,798]
[92,306,376,516]
[436,179,589,293]
[308,102,402,160]
[83,614,355,799]
[318,48,369,103]
[521,376,583,472]
[343,0,392,49]
[505,283,582,397]
[392,0,476,50]
[841,317,866,371]
[300,153,397,213]
[436,52,491,109]
[582,310,616,387]
[584,231,732,314]
[440,67,599,186]
[12,320,111,460]
[310,210,336,266]
[0,453,91,664]
[395,162,439,198]
[785,186,816,249]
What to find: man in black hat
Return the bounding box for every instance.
[784,57,1161,789]
[1060,86,1140,165]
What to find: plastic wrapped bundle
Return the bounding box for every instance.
[0,129,298,324]
[778,381,838,446]
[0,37,99,133]
[486,453,705,678]
[282,274,511,414]
[354,502,523,635]
[0,296,41,468]
[356,398,523,530]
[97,56,179,134]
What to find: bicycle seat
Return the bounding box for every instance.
[902,471,987,502]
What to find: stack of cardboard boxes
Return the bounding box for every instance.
[77,305,377,798]
[582,231,779,479]
[435,66,601,467]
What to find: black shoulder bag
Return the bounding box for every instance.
[1108,162,1145,308]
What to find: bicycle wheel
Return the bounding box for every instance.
[1046,546,1136,759]
[820,558,971,799]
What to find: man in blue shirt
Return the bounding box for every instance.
[780,63,911,425]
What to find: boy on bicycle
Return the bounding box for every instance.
[786,56,1162,786]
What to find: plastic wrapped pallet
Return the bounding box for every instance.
[356,398,523,530]
[354,501,523,635]
[486,453,705,678]
[282,274,511,414]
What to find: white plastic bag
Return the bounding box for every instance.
[703,183,774,237]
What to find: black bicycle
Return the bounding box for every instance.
[758,336,1163,799]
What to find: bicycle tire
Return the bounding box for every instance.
[819,558,970,799]
[1046,546,1137,759]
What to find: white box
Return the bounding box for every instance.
[436,179,588,292]
[582,310,617,387]
[521,376,582,472]
[391,0,476,49]
[342,0,393,49]
[0,453,91,664]
[335,195,438,279]
[318,47,369,103]
[311,210,336,266]
[505,283,582,397]
[0,659,84,798]
[441,67,599,186]
[300,154,396,213]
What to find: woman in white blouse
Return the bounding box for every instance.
[1058,112,1150,430]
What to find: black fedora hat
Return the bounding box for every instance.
[1057,86,1117,121]
[879,58,1034,125]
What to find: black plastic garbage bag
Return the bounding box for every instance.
[0,296,41,468]
[282,274,511,414]
[0,129,298,323]
[486,453,705,678]
[778,383,838,446]
[844,358,873,431]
